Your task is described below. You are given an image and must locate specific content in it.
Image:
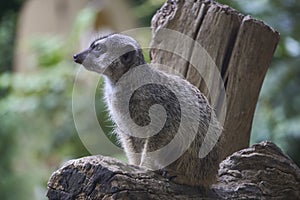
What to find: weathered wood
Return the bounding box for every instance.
[47,142,300,199]
[222,16,280,157]
[150,0,207,75]
[150,0,280,158]
[212,142,300,199]
[47,156,206,200]
[187,4,243,90]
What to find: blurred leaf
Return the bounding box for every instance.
[30,37,65,67]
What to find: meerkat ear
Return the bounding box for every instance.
[120,45,136,65]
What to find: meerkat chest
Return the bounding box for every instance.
[103,66,157,132]
[103,86,121,121]
[103,80,136,131]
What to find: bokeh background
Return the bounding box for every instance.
[0,0,299,199]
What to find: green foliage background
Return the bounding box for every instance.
[0,0,299,199]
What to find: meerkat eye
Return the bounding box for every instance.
[94,45,101,51]
[93,44,107,53]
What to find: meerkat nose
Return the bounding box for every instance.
[73,53,83,64]
[73,54,79,62]
[74,49,91,64]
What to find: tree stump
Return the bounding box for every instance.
[45,0,295,199]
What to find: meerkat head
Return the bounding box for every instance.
[74,33,146,83]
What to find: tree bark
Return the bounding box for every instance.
[47,142,300,199]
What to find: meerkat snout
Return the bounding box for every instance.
[73,50,89,64]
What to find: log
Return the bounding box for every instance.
[47,142,300,199]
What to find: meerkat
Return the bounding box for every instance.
[73,33,223,187]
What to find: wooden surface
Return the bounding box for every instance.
[47,156,206,200]
[150,0,280,158]
[213,142,300,199]
[47,142,300,199]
